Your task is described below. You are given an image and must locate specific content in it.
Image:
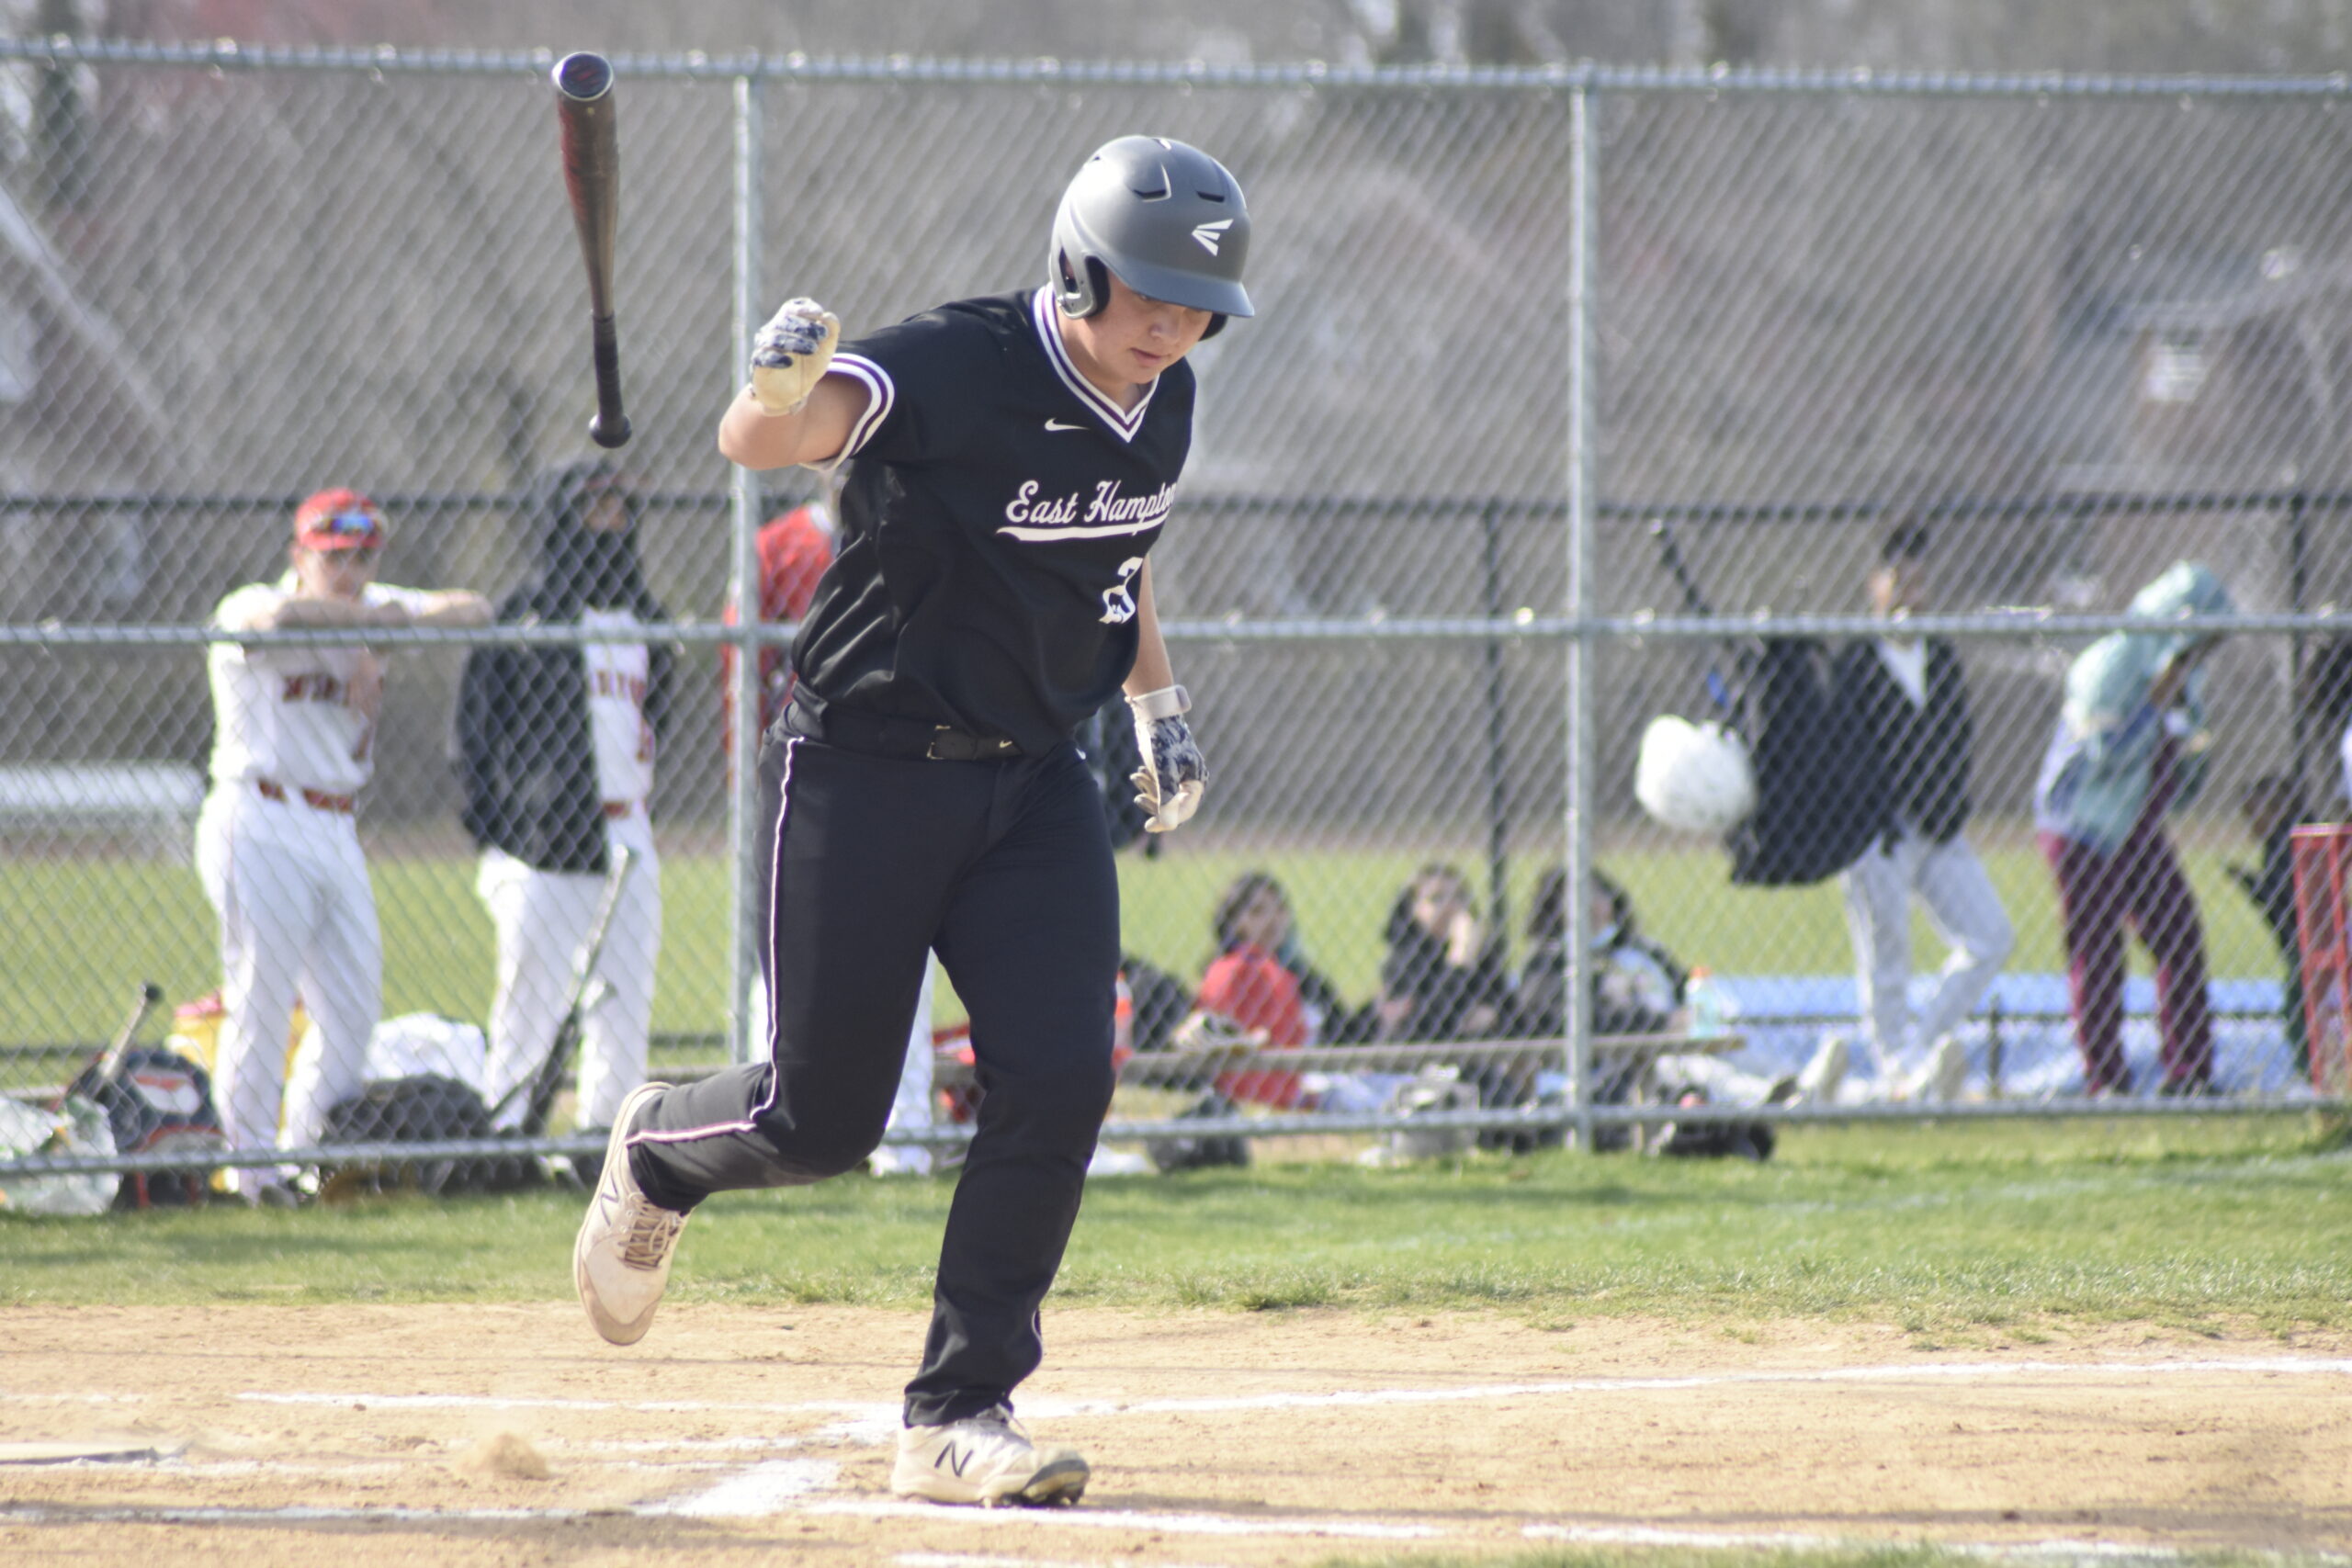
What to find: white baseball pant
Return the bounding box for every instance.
[476,807,662,1132]
[1840,826,2015,1074]
[195,784,382,1194]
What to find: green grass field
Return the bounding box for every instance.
[4,1120,2345,1339]
[0,824,2296,1056]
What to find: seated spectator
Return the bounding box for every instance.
[1377,863,1510,1042]
[1509,868,1684,1138]
[1513,867,1687,1042]
[1200,872,1372,1048]
[1193,872,1324,1109]
[1171,871,1388,1115]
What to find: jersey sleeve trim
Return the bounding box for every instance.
[827,354,895,459]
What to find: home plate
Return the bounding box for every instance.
[0,1438,173,1464]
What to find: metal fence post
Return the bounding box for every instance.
[1564,84,1598,1153]
[2289,491,2311,811]
[1478,499,1511,938]
[726,71,765,1066]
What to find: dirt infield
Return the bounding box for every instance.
[2,1304,2347,1565]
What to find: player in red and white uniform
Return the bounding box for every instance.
[198,490,490,1201]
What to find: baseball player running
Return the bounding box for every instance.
[199,490,489,1202]
[456,458,672,1136]
[572,136,1253,1507]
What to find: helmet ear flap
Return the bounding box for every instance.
[1055,247,1110,319]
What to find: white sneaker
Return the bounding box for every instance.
[890,1405,1090,1507]
[1797,1034,1849,1105]
[1909,1036,1969,1104]
[572,1081,685,1346]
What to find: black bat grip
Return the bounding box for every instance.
[588,311,630,448]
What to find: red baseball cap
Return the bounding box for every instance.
[293,488,387,551]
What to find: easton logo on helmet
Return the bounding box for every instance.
[1191,220,1233,255]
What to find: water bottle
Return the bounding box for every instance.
[1685,966,1726,1039]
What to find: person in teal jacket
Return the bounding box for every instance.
[2032,562,2230,1096]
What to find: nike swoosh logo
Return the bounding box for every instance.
[1045,419,1087,433]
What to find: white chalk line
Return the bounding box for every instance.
[0,1462,837,1528]
[12,1357,2350,1546]
[11,1495,2339,1564]
[563,1435,805,1455]
[804,1496,1438,1540]
[636,1457,840,1516]
[205,1355,2352,1433]
[1018,1355,2352,1420]
[0,1503,584,1525]
[1527,1523,2352,1565]
[232,1390,892,1417]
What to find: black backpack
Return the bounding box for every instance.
[1145,1090,1252,1173]
[1724,637,1877,887]
[1650,1084,1777,1162]
[317,1075,540,1198]
[70,1046,227,1209]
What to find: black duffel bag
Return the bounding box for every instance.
[318,1075,541,1198]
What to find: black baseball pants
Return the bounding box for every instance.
[625,733,1120,1427]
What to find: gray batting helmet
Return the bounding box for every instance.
[1050,136,1253,335]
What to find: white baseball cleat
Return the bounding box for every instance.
[1797,1033,1849,1106]
[1909,1036,1970,1104]
[573,1081,686,1346]
[890,1405,1091,1507]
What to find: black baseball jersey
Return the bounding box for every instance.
[784,287,1194,756]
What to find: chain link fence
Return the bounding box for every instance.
[5,42,2351,1193]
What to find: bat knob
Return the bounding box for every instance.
[554,51,615,103]
[589,413,632,448]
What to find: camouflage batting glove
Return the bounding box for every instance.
[749,297,841,416]
[1127,684,1208,833]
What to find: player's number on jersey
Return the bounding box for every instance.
[1101,557,1144,625]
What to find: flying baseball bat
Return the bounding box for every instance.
[553,51,630,449]
[53,980,164,1111]
[497,844,637,1137]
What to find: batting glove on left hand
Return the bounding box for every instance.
[1128,685,1209,833]
[749,297,841,416]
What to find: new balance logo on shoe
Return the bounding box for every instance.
[1191,219,1233,255]
[891,1406,1090,1508]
